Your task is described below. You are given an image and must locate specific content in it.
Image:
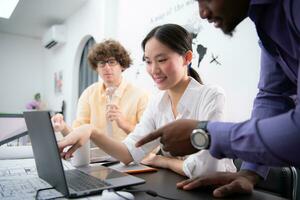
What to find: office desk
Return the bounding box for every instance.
[126,168,288,200]
[0,158,289,200]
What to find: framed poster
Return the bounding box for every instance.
[54,70,63,94]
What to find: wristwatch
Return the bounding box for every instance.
[190,121,210,150]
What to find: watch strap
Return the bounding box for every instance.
[197,121,208,132]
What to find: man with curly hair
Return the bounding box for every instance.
[52,39,149,143]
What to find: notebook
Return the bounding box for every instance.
[23,111,145,198]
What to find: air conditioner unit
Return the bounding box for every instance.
[42,25,66,49]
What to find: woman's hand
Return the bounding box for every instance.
[141,153,169,169]
[58,124,94,159]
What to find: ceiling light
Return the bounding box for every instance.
[0,0,19,19]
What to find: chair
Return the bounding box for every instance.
[234,159,298,200]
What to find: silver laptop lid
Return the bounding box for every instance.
[24,111,145,198]
[0,114,27,146]
[23,111,70,197]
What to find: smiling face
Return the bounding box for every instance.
[197,0,250,36]
[144,38,189,91]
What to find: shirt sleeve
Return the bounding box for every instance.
[292,0,300,36]
[202,86,226,121]
[241,41,296,178]
[122,99,160,163]
[136,91,149,123]
[72,88,91,128]
[183,150,236,178]
[182,86,237,178]
[207,44,300,167]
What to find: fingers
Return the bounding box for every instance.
[52,113,63,123]
[107,114,119,122]
[53,123,64,132]
[213,180,252,198]
[51,114,65,131]
[135,130,162,147]
[177,179,194,189]
[58,138,71,151]
[141,158,151,165]
[64,143,81,159]
[106,111,119,120]
[177,173,231,190]
[57,125,92,160]
[58,140,70,156]
[58,139,81,159]
[57,135,75,155]
[177,178,206,190]
[141,153,156,165]
[213,182,240,198]
[106,104,118,111]
[178,172,254,198]
[106,106,121,122]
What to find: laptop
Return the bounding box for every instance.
[23,111,145,198]
[0,113,27,146]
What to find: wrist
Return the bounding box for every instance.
[119,119,134,133]
[239,170,261,185]
[190,121,210,150]
[117,119,126,130]
[61,124,71,135]
[89,125,97,139]
[160,155,171,169]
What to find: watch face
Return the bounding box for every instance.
[191,129,209,149]
[193,132,206,146]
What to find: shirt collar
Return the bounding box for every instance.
[114,78,128,98]
[100,78,128,98]
[157,78,203,115]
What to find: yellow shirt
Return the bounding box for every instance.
[72,79,149,141]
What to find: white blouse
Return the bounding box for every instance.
[123,78,236,178]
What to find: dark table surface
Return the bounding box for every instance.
[128,168,289,200]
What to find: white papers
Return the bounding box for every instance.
[0,159,36,178]
[0,159,63,200]
[0,146,33,159]
[0,159,102,200]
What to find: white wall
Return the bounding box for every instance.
[0,32,44,114]
[0,0,261,124]
[42,0,107,124]
[116,0,261,122]
[44,0,261,123]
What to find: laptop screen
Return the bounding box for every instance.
[0,114,27,145]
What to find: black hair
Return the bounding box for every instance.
[142,23,202,84]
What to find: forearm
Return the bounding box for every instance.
[90,128,133,164]
[208,108,300,166]
[119,121,135,134]
[60,125,73,136]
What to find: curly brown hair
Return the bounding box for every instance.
[88,39,132,71]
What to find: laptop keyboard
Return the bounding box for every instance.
[65,169,111,192]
